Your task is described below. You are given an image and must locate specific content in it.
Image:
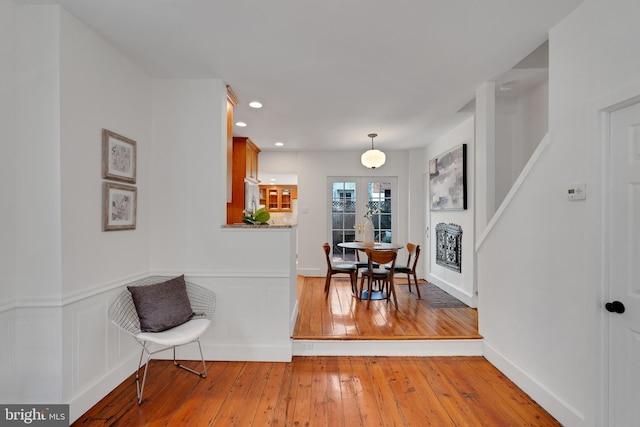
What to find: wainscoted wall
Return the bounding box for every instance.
[63,263,297,420]
[0,307,63,403]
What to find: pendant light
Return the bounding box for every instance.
[361,133,386,169]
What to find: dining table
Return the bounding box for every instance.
[337,241,404,251]
[337,241,404,300]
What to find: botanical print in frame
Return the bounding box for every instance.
[429,143,467,210]
[103,182,137,231]
[102,129,136,183]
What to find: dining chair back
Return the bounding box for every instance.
[354,244,379,273]
[359,249,398,309]
[390,243,422,298]
[323,243,357,298]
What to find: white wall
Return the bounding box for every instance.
[407,146,428,280]
[425,117,476,306]
[11,3,64,404]
[495,80,548,208]
[478,0,640,426]
[3,1,153,416]
[3,6,299,420]
[150,79,297,354]
[0,0,17,398]
[60,9,152,294]
[0,0,16,305]
[58,7,152,418]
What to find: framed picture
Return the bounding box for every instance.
[435,222,463,272]
[102,129,136,183]
[429,144,467,210]
[102,182,137,231]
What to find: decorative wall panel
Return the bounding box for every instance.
[435,223,462,273]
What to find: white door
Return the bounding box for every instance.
[329,177,396,262]
[608,100,640,426]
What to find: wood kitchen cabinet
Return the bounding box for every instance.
[259,185,297,212]
[227,137,261,224]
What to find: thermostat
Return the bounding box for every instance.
[567,183,586,201]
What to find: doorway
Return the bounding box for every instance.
[328,177,396,262]
[606,99,640,426]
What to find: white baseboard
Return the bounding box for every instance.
[292,339,483,357]
[483,341,584,426]
[69,353,138,423]
[203,343,293,362]
[290,299,299,336]
[148,341,294,362]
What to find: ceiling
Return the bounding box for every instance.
[40,0,584,152]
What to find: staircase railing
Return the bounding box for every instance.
[476,133,551,251]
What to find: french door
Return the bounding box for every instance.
[329,177,396,262]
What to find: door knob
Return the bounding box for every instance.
[605,301,625,314]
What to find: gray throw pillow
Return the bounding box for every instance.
[128,275,194,332]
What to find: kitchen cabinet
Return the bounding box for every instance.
[260,185,297,212]
[227,137,261,224]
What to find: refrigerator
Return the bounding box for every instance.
[244,180,260,214]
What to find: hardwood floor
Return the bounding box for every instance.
[73,357,560,426]
[293,276,481,340]
[73,277,560,425]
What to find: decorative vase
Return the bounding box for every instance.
[363,218,374,244]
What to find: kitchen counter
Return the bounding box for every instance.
[221,223,297,229]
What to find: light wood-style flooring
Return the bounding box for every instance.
[73,356,560,426]
[73,277,560,425]
[293,276,481,340]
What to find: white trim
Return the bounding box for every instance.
[0,269,293,311]
[599,107,613,427]
[476,133,551,251]
[290,299,299,336]
[69,352,139,423]
[297,267,323,277]
[0,298,16,313]
[293,339,483,357]
[483,342,584,426]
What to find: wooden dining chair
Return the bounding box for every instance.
[388,243,422,298]
[323,243,357,299]
[354,243,379,275]
[359,248,398,309]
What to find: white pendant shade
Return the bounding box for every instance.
[361,133,385,168]
[361,149,386,169]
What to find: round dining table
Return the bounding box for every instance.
[336,241,404,300]
[337,241,404,251]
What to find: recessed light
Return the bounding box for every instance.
[248,101,263,109]
[235,121,247,127]
[274,141,284,147]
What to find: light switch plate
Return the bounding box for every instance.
[567,183,586,200]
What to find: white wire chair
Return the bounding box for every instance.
[108,276,216,403]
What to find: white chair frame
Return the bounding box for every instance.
[108,276,216,403]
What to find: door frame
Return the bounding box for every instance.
[599,93,640,426]
[423,172,431,281]
[327,176,399,257]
